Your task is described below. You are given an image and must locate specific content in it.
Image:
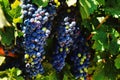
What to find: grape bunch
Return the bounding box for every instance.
[21,0,56,78]
[20,0,37,19]
[52,16,76,72]
[70,28,90,79]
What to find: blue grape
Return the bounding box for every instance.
[21,1,56,78]
[52,16,76,71]
[70,28,90,79]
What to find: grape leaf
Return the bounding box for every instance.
[93,62,117,80]
[13,17,22,24]
[105,0,120,18]
[63,73,68,80]
[9,5,21,19]
[79,0,98,20]
[0,6,11,29]
[0,0,13,23]
[48,72,58,80]
[115,54,120,69]
[11,0,20,9]
[93,63,106,80]
[109,38,119,55]
[96,0,105,5]
[0,0,10,10]
[105,8,120,18]
[0,67,24,80]
[0,56,5,66]
[32,0,49,7]
[0,27,14,46]
[66,0,77,7]
[92,28,108,51]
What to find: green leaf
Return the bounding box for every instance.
[105,8,120,18]
[115,54,120,69]
[79,0,98,20]
[93,63,106,80]
[105,0,120,18]
[32,0,49,7]
[88,66,96,74]
[63,73,68,80]
[92,28,108,51]
[0,27,15,46]
[16,69,22,76]
[0,0,12,22]
[8,5,21,19]
[17,30,24,37]
[15,77,24,80]
[0,0,10,10]
[93,59,117,80]
[0,56,5,66]
[48,72,58,80]
[96,0,105,5]
[0,67,23,79]
[109,38,119,55]
[0,6,11,29]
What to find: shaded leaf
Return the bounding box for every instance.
[63,73,68,80]
[93,63,106,80]
[0,27,14,46]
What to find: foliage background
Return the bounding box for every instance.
[0,0,120,80]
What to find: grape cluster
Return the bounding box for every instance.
[21,0,56,78]
[21,0,37,19]
[20,0,90,79]
[70,28,90,79]
[52,16,76,71]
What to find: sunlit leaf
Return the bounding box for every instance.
[0,6,11,29]
[79,0,98,20]
[13,17,22,23]
[11,0,20,9]
[66,0,77,7]
[32,0,49,7]
[0,56,5,66]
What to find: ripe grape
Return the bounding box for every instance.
[52,16,76,71]
[70,28,90,79]
[21,1,56,78]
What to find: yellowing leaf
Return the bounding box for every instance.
[13,17,22,23]
[0,56,5,66]
[11,0,20,9]
[0,6,11,29]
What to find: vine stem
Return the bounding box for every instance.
[87,15,109,40]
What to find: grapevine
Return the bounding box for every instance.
[0,0,120,80]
